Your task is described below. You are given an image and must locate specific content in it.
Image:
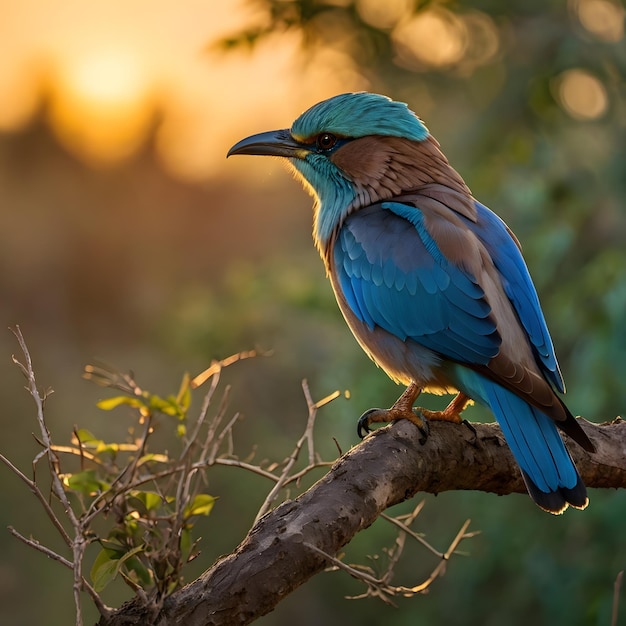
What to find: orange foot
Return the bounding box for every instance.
[357,386,471,444]
[420,392,471,424]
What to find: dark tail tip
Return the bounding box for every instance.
[521,470,589,514]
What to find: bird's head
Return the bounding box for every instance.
[228,92,463,247]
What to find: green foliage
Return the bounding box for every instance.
[57,365,220,602]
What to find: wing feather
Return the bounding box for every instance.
[334,202,500,364]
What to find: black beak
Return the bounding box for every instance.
[227,129,307,159]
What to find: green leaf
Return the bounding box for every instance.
[94,441,121,455]
[136,453,170,466]
[123,555,153,587]
[180,526,201,564]
[183,494,217,519]
[73,428,101,446]
[91,548,123,592]
[130,490,163,512]
[64,469,110,494]
[97,396,145,411]
[180,526,193,562]
[146,394,182,417]
[91,545,147,592]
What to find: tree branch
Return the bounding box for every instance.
[99,416,625,626]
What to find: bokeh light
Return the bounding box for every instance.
[392,8,467,70]
[554,68,609,120]
[574,0,625,42]
[356,0,412,30]
[391,7,499,74]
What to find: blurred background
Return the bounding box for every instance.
[0,0,625,624]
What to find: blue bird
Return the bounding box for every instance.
[228,92,594,513]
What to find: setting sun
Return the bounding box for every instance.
[49,48,155,165]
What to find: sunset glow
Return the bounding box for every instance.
[49,49,155,165]
[0,0,363,180]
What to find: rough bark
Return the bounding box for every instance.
[99,417,626,626]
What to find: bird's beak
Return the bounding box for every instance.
[227,129,307,159]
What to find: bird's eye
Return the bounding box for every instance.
[316,133,337,151]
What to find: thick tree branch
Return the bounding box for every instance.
[100,417,626,626]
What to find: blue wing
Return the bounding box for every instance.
[335,199,563,393]
[334,201,500,365]
[468,202,564,392]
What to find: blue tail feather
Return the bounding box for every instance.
[452,368,587,512]
[483,382,578,491]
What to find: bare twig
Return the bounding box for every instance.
[304,500,478,604]
[11,328,78,527]
[377,502,426,587]
[208,411,241,465]
[11,327,94,625]
[180,369,222,463]
[8,526,73,569]
[253,381,340,523]
[304,515,476,605]
[190,350,257,389]
[0,452,73,546]
[401,519,475,595]
[380,506,444,558]
[305,541,403,604]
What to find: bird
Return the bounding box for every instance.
[228,92,595,514]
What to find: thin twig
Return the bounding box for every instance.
[12,328,79,527]
[11,327,88,626]
[8,526,73,569]
[301,380,321,466]
[278,461,336,487]
[254,387,319,523]
[402,519,474,594]
[181,370,222,462]
[0,452,73,547]
[208,412,241,465]
[304,542,387,587]
[305,512,476,604]
[190,350,257,389]
[380,508,443,557]
[378,501,426,585]
[80,577,114,619]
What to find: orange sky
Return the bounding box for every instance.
[0,0,620,181]
[0,0,366,180]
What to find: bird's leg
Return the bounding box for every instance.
[419,392,471,424]
[357,389,472,444]
[357,382,429,441]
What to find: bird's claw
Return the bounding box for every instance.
[357,407,430,445]
[461,418,476,435]
[357,408,385,439]
[461,418,479,445]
